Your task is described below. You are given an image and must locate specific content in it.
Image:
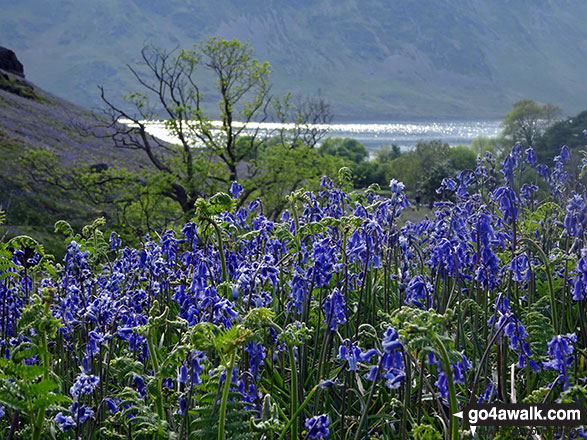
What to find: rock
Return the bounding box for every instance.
[0,47,24,77]
[90,163,109,173]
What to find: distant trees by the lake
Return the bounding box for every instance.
[318,98,587,209]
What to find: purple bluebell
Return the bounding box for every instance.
[323,288,346,331]
[501,153,517,186]
[572,249,587,301]
[70,374,100,399]
[510,254,531,282]
[543,333,577,388]
[106,399,119,414]
[338,339,378,371]
[134,375,147,398]
[525,147,537,165]
[304,414,330,439]
[564,195,587,238]
[69,403,94,424]
[109,232,121,251]
[537,164,549,181]
[230,181,243,198]
[178,365,189,384]
[493,187,518,225]
[389,179,405,195]
[405,275,431,308]
[54,412,76,432]
[478,381,496,403]
[245,343,266,380]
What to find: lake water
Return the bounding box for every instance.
[137,120,501,153]
[321,120,501,151]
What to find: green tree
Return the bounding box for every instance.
[319,137,369,163]
[98,38,273,213]
[102,39,333,216]
[534,110,587,163]
[501,99,561,147]
[385,140,477,204]
[447,145,477,171]
[470,135,507,156]
[375,144,402,163]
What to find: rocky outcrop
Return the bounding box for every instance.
[0,47,24,77]
[0,47,36,99]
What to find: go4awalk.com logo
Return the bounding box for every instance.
[454,403,586,436]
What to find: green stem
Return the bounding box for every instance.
[218,350,237,440]
[146,329,165,421]
[287,346,299,440]
[353,356,383,440]
[433,333,459,440]
[519,238,558,333]
[206,218,229,298]
[277,385,319,440]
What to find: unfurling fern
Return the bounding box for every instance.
[189,374,258,440]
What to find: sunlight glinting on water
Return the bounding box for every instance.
[121,119,502,151]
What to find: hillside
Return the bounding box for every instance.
[0,58,148,254]
[2,0,587,120]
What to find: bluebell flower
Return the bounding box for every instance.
[116,327,134,340]
[54,412,76,432]
[230,181,243,198]
[245,343,266,380]
[304,414,330,439]
[493,187,518,225]
[543,333,577,388]
[510,254,531,282]
[70,374,100,399]
[68,402,94,424]
[134,375,147,398]
[440,177,457,192]
[0,405,4,419]
[564,195,587,237]
[86,329,107,357]
[338,339,379,371]
[405,275,431,308]
[389,179,405,195]
[537,164,549,181]
[525,147,537,165]
[571,426,587,439]
[452,352,472,385]
[318,379,338,390]
[377,327,406,389]
[476,213,495,247]
[178,365,189,384]
[520,183,538,208]
[323,288,346,331]
[572,249,587,301]
[501,153,517,186]
[106,399,119,414]
[109,232,121,251]
[478,381,496,403]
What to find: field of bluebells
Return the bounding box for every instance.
[0,142,586,440]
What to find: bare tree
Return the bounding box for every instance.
[84,38,334,218]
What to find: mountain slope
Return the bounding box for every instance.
[0,65,147,254]
[2,0,587,119]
